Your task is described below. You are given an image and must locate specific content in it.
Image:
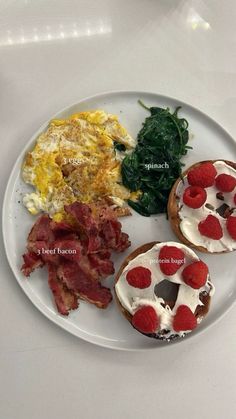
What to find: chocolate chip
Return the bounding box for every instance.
[224,207,234,218]
[216,203,233,218]
[216,192,224,201]
[205,203,214,211]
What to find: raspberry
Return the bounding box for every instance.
[198,215,223,239]
[126,266,152,289]
[159,245,185,276]
[226,215,236,240]
[215,174,236,192]
[183,186,207,209]
[182,261,208,289]
[234,194,236,206]
[132,306,159,334]
[173,305,197,332]
[187,162,217,188]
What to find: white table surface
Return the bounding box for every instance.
[0,1,236,418]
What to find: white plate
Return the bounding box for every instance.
[2,91,236,350]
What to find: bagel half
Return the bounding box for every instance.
[167,160,236,253]
[114,241,213,341]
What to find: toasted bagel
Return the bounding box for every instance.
[114,241,213,341]
[167,160,236,253]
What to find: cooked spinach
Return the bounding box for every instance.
[121,101,191,216]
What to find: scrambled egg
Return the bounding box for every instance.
[22,110,138,220]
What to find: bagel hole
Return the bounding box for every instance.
[154,280,179,308]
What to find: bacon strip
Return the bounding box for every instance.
[47,263,78,316]
[65,202,101,252]
[99,219,131,252]
[57,260,112,309]
[28,215,54,242]
[88,253,115,277]
[21,252,44,277]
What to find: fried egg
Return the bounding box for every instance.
[22,110,138,220]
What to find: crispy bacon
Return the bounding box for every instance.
[94,249,111,259]
[28,214,54,242]
[99,219,131,252]
[21,201,130,315]
[88,253,115,277]
[50,220,74,234]
[65,202,101,252]
[27,240,61,265]
[52,239,82,262]
[47,263,78,315]
[57,260,112,308]
[79,286,112,309]
[65,202,95,229]
[27,239,48,254]
[115,232,131,252]
[21,252,44,277]
[50,220,78,242]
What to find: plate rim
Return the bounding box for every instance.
[2,89,236,351]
